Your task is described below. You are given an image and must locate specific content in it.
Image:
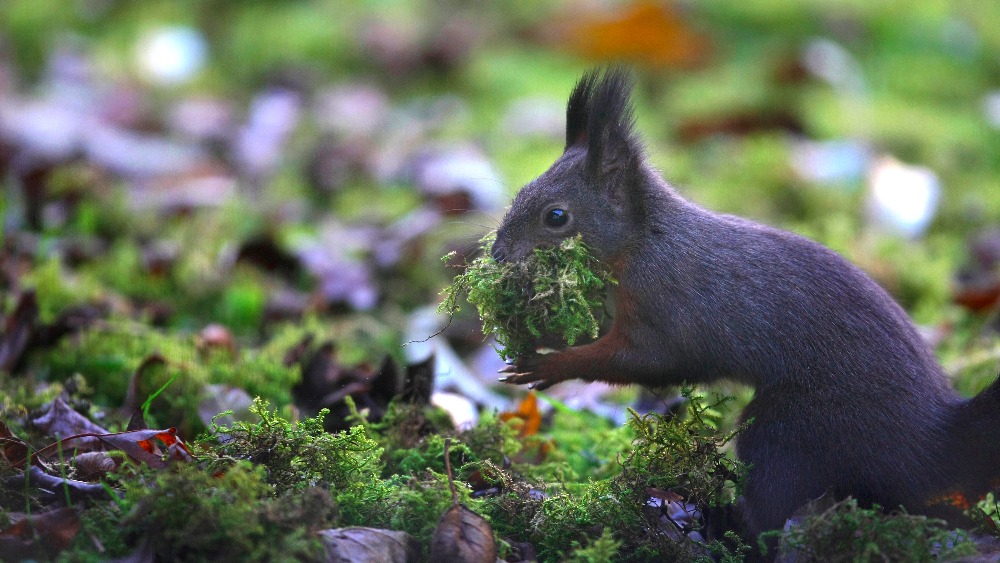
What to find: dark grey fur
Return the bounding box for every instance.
[493,67,1000,537]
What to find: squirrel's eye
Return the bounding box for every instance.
[545,208,569,228]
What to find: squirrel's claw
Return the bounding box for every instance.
[530,380,556,391]
[497,354,562,388]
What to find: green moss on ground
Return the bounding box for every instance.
[763,498,979,562]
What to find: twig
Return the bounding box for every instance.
[444,438,458,507]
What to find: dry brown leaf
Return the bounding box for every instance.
[96,428,193,468]
[429,504,497,562]
[0,420,31,469]
[318,527,419,563]
[32,397,110,451]
[73,451,119,479]
[0,290,38,373]
[0,507,81,561]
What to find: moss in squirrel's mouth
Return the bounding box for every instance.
[439,232,616,361]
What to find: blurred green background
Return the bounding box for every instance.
[2,0,1000,399]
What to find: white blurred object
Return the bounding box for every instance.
[234,88,302,180]
[431,391,479,429]
[135,26,208,86]
[866,156,941,238]
[984,91,1000,130]
[502,97,565,139]
[292,221,379,311]
[413,146,506,211]
[0,100,84,160]
[314,84,389,139]
[802,38,865,94]
[790,139,871,184]
[169,97,233,141]
[85,123,204,178]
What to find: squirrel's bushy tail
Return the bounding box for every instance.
[949,374,1000,502]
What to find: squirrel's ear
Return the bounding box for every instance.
[584,67,641,176]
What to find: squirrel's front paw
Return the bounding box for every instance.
[498,354,566,391]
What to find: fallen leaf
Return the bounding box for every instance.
[5,466,111,503]
[32,397,110,451]
[954,280,1000,313]
[29,302,106,348]
[0,420,31,469]
[429,504,497,562]
[927,489,971,511]
[72,451,118,479]
[0,290,38,373]
[548,1,711,70]
[677,111,805,143]
[319,527,419,563]
[647,487,685,504]
[95,428,193,469]
[500,392,542,438]
[0,506,81,561]
[954,229,1000,313]
[198,384,254,429]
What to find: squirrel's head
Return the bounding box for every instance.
[492,67,646,265]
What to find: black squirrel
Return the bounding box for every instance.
[492,68,1000,538]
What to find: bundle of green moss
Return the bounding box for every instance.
[439,233,616,361]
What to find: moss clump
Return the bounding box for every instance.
[439,233,615,361]
[112,462,331,562]
[206,398,384,496]
[481,389,749,562]
[767,498,979,562]
[618,389,748,511]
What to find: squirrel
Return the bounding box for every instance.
[492,67,1000,539]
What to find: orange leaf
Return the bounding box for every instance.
[500,393,542,438]
[96,428,193,468]
[547,1,711,69]
[927,490,971,511]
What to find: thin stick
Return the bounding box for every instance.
[444,438,458,507]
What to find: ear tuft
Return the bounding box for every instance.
[565,70,600,149]
[585,67,639,173]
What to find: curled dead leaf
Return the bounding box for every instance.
[5,466,111,503]
[429,504,497,563]
[0,506,81,561]
[319,527,419,563]
[95,428,193,468]
[32,397,110,451]
[0,290,38,373]
[0,420,31,469]
[73,451,119,479]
